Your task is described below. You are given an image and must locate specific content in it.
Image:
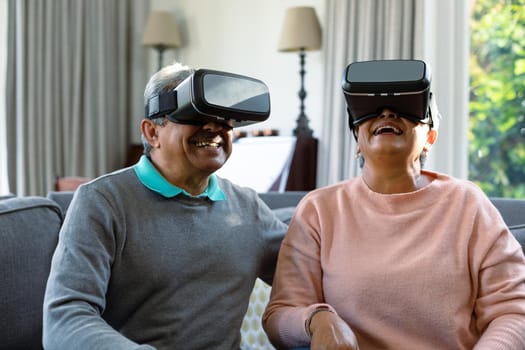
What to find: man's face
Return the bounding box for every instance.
[152,119,234,176]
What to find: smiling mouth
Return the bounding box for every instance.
[192,135,223,148]
[195,141,221,148]
[373,125,402,135]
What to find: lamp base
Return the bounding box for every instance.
[293,49,313,138]
[293,113,313,137]
[154,45,167,70]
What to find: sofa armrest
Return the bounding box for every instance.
[0,197,62,348]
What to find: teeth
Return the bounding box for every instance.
[374,125,401,135]
[192,134,223,148]
[195,142,220,148]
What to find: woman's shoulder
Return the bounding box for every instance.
[425,170,494,209]
[427,170,486,195]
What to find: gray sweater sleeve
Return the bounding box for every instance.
[43,185,155,350]
[254,194,289,285]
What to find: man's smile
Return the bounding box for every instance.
[190,135,224,148]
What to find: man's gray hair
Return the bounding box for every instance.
[141,62,195,157]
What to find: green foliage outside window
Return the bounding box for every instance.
[469,0,525,198]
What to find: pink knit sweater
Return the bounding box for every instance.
[263,171,525,350]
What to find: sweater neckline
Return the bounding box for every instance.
[354,170,446,213]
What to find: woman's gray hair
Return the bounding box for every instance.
[141,62,195,157]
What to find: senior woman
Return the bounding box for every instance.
[262,60,525,350]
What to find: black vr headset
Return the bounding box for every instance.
[342,59,437,129]
[145,69,271,128]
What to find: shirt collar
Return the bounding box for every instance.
[133,155,226,201]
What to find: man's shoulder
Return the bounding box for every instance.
[75,167,142,200]
[216,176,258,198]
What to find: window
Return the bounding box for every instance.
[469,0,525,198]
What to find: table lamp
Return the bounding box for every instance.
[278,6,322,137]
[142,11,181,70]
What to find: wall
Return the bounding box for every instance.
[150,0,326,138]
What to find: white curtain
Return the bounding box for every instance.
[5,0,150,196]
[317,0,469,186]
[318,0,422,186]
[419,0,469,179]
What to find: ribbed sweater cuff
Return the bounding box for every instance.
[474,315,525,349]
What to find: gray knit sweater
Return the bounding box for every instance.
[43,167,287,349]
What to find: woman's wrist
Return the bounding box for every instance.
[305,306,335,338]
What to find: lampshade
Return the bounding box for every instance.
[278,6,322,52]
[142,11,181,48]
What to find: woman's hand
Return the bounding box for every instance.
[309,310,360,350]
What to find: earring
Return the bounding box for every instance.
[420,151,428,168]
[355,151,364,168]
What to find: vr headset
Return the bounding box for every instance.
[145,69,271,128]
[342,59,436,129]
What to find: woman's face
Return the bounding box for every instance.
[355,108,437,167]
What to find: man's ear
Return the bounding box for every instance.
[141,119,160,147]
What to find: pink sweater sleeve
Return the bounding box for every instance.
[474,315,525,349]
[474,222,525,348]
[262,199,331,348]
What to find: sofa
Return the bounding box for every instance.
[0,196,62,350]
[1,191,524,350]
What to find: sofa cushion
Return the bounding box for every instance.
[46,190,75,214]
[241,278,275,349]
[272,207,296,224]
[258,191,307,209]
[490,197,525,227]
[509,224,525,253]
[0,197,62,350]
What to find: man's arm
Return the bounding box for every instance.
[42,186,154,350]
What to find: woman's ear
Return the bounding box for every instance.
[424,129,438,151]
[427,129,438,144]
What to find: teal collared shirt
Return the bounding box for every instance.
[133,155,226,201]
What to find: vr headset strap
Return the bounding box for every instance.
[145,91,178,119]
